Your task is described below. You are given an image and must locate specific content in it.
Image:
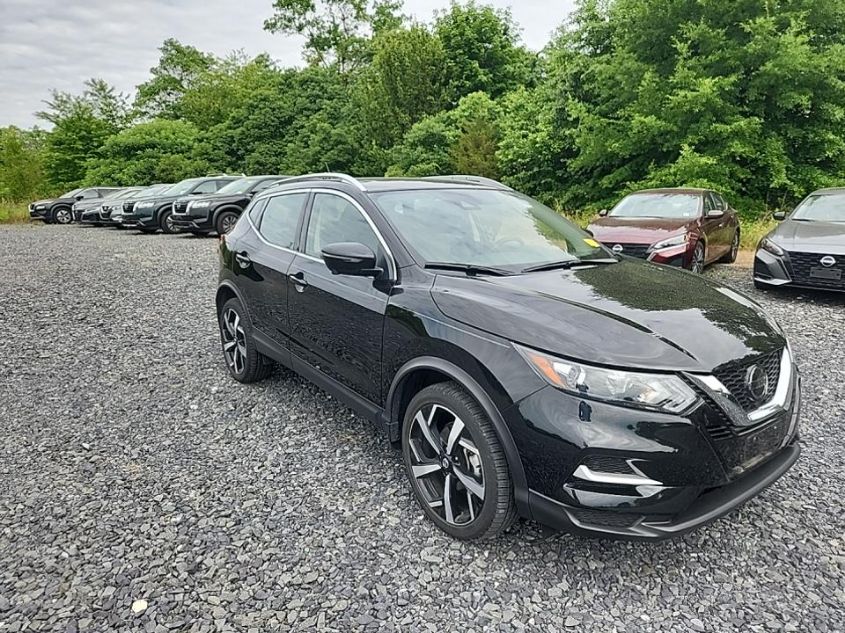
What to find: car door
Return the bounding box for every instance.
[235,192,309,351]
[700,192,726,261]
[715,192,738,249]
[287,191,393,404]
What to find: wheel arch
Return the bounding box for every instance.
[215,280,255,327]
[385,356,529,515]
[51,204,72,221]
[212,205,243,226]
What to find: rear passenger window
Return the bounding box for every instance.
[259,194,307,249]
[248,199,267,224]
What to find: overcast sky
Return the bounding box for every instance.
[0,0,576,129]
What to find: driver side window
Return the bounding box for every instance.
[305,193,380,260]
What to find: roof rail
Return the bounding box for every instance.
[422,175,513,191]
[275,172,367,191]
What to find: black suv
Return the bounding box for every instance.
[216,173,800,540]
[122,176,241,234]
[29,187,123,224]
[171,175,288,235]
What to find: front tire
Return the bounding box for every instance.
[159,208,177,234]
[690,242,706,274]
[401,382,516,540]
[219,298,273,383]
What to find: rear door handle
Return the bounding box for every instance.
[289,271,308,292]
[235,252,251,268]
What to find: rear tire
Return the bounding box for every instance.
[722,230,740,263]
[219,298,273,383]
[401,382,516,540]
[215,210,239,235]
[53,207,73,225]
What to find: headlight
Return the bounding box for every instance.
[35,204,46,210]
[759,237,784,256]
[650,233,689,251]
[515,344,699,414]
[190,200,211,209]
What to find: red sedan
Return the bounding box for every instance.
[586,188,741,273]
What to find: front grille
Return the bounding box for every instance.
[174,200,189,214]
[610,243,650,259]
[713,349,782,411]
[123,201,136,212]
[786,251,845,289]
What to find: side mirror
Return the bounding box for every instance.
[598,208,608,217]
[75,194,85,200]
[773,211,786,221]
[322,242,382,277]
[707,209,725,218]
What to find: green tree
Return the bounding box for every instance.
[0,127,49,199]
[264,0,403,72]
[537,0,845,214]
[83,119,209,185]
[434,2,537,105]
[135,39,216,119]
[387,91,501,176]
[37,79,128,189]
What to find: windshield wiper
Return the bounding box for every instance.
[521,257,618,274]
[424,262,513,276]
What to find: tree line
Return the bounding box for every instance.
[2,0,844,218]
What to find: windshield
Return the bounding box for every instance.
[137,184,170,198]
[372,188,608,270]
[61,188,83,198]
[162,179,200,196]
[610,193,701,219]
[791,194,845,222]
[218,177,264,195]
[103,189,127,199]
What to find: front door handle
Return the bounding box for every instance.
[289,271,308,292]
[235,251,251,268]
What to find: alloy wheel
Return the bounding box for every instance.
[55,208,72,224]
[407,403,485,526]
[165,214,175,233]
[731,233,739,260]
[691,244,705,274]
[220,214,237,234]
[221,308,247,375]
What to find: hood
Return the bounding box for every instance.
[587,217,695,245]
[769,220,845,255]
[31,198,70,207]
[73,199,105,211]
[431,260,784,372]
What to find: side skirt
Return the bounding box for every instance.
[252,329,391,435]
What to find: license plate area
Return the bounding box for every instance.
[810,267,841,280]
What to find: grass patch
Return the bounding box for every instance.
[0,199,30,223]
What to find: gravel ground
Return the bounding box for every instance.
[1,224,843,633]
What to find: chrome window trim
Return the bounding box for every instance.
[244,188,397,282]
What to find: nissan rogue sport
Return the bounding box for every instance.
[215,173,801,540]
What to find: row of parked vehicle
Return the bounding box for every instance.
[28,174,289,236]
[29,175,844,292]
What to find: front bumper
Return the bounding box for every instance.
[507,362,801,540]
[29,208,49,221]
[79,210,102,224]
[754,248,845,292]
[120,211,154,228]
[171,212,212,231]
